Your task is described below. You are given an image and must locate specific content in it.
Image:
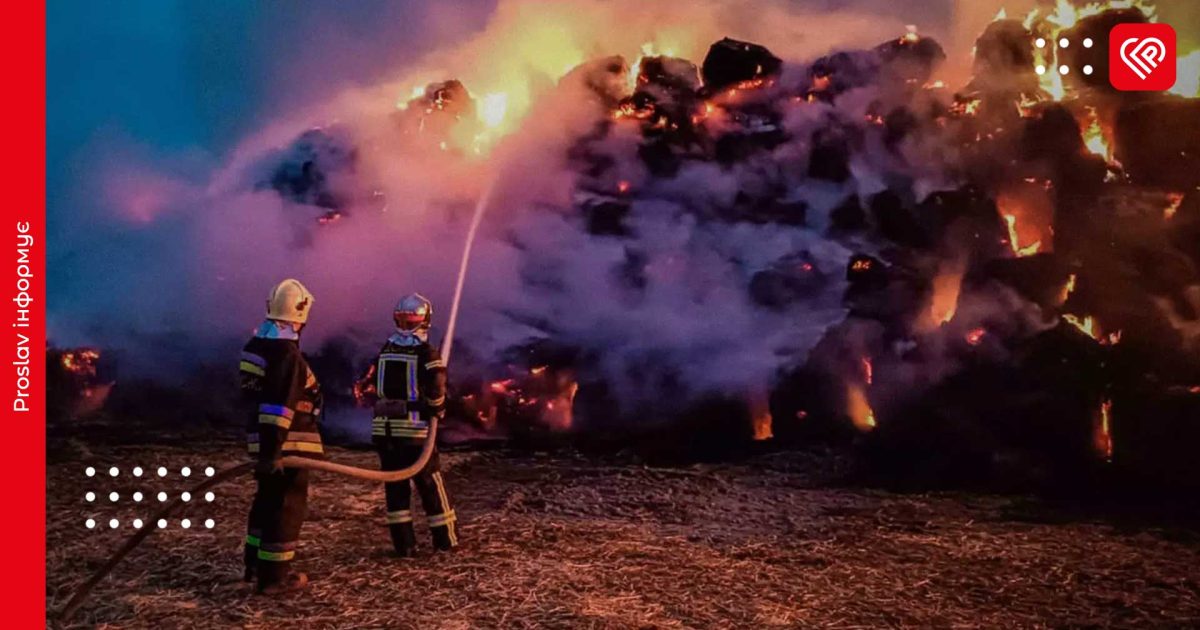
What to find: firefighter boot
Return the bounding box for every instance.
[258,572,309,596]
[390,522,418,557]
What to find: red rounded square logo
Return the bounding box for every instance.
[1110,23,1176,91]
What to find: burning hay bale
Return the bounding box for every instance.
[699,37,781,93]
[259,126,360,210]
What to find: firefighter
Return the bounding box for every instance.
[238,278,325,593]
[357,293,458,556]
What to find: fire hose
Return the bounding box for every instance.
[57,179,495,625]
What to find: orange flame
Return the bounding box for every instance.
[1063,314,1121,345]
[847,385,876,432]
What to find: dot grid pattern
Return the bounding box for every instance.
[82,465,220,529]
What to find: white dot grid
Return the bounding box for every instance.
[1059,65,1070,75]
[1036,37,1047,49]
[83,464,221,528]
[1036,65,1046,75]
[1083,65,1094,75]
[1059,37,1069,48]
[1084,38,1094,48]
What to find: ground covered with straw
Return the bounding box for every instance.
[48,438,1200,628]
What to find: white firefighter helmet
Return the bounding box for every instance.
[394,292,433,332]
[266,278,315,324]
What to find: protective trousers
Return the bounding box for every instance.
[244,468,310,588]
[378,443,457,554]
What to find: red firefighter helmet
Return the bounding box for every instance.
[393,293,433,332]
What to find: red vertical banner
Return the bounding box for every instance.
[2,0,46,626]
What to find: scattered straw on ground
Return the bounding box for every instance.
[47,442,1200,628]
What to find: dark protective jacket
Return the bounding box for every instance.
[362,338,447,442]
[239,337,324,460]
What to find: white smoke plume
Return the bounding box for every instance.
[51,0,1033,421]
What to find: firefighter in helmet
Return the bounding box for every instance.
[239,279,325,593]
[356,293,457,556]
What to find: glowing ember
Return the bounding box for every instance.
[617,180,631,194]
[1164,193,1184,221]
[861,356,874,386]
[1094,398,1114,462]
[966,328,987,346]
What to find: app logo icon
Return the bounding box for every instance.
[1110,23,1176,91]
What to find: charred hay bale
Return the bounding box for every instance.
[749,252,826,309]
[980,253,1075,311]
[262,126,359,209]
[1115,98,1200,189]
[869,190,934,249]
[873,34,946,88]
[581,196,632,236]
[807,127,855,182]
[637,56,701,96]
[829,195,867,232]
[1113,386,1200,491]
[768,366,857,444]
[971,19,1039,96]
[701,38,782,93]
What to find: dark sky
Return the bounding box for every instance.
[46,0,493,291]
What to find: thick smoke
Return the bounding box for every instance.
[51,0,1031,422]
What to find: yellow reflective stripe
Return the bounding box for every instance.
[245,534,261,547]
[425,359,444,369]
[247,443,261,453]
[428,511,457,527]
[257,549,295,562]
[387,510,413,524]
[282,441,324,453]
[258,414,292,429]
[239,361,265,376]
[391,429,429,437]
[424,396,446,406]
